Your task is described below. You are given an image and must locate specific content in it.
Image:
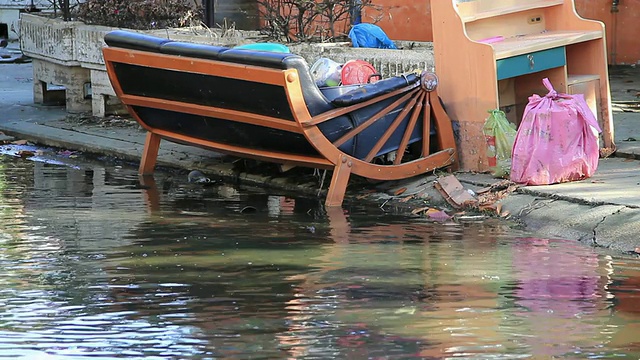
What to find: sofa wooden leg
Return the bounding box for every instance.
[325,156,352,207]
[139,132,161,175]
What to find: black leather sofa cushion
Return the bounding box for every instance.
[214,49,338,119]
[104,30,172,52]
[160,42,228,60]
[218,49,293,69]
[331,73,420,107]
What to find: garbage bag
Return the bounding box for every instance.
[482,109,517,178]
[510,78,601,185]
[348,23,397,49]
[341,59,380,85]
[310,57,343,87]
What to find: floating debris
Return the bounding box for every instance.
[17,150,35,158]
[240,206,258,214]
[455,214,488,222]
[425,208,452,222]
[394,187,407,196]
[187,170,210,183]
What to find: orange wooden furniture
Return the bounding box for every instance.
[102,30,457,207]
[431,0,613,171]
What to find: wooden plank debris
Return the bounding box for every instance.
[434,174,477,209]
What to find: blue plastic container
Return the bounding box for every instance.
[234,43,290,53]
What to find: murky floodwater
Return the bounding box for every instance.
[0,147,639,359]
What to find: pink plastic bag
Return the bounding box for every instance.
[510,78,601,185]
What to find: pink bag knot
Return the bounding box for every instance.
[542,78,557,98]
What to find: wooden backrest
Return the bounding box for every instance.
[103,30,435,161]
[103,30,356,156]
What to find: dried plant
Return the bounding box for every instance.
[258,0,382,43]
[43,0,82,20]
[75,0,203,30]
[257,0,318,42]
[315,0,381,41]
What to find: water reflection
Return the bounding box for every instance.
[509,239,604,357]
[0,154,639,358]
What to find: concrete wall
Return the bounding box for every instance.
[366,0,433,42]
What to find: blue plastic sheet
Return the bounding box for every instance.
[348,23,397,49]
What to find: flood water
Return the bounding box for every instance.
[1,146,639,359]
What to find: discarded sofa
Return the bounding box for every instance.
[102,30,458,206]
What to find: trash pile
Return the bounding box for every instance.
[483,78,601,185]
[311,57,381,87]
[310,23,396,88]
[348,23,397,50]
[365,172,521,223]
[389,77,603,223]
[0,134,83,168]
[76,0,201,30]
[63,112,139,128]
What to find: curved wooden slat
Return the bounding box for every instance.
[332,88,419,148]
[364,90,424,162]
[422,92,432,157]
[353,148,456,180]
[301,83,420,127]
[394,92,426,165]
[120,94,302,133]
[150,127,333,168]
[296,118,456,180]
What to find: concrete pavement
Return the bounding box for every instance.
[2,52,640,254]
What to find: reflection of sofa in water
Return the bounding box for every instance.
[102,30,457,206]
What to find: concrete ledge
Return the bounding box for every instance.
[20,14,81,65]
[89,69,126,117]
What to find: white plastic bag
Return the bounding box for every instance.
[310,58,342,87]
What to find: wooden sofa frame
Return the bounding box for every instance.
[102,30,457,206]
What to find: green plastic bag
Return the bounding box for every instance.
[482,109,517,178]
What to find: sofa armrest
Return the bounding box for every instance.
[331,74,419,107]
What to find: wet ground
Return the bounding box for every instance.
[1,147,640,359]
